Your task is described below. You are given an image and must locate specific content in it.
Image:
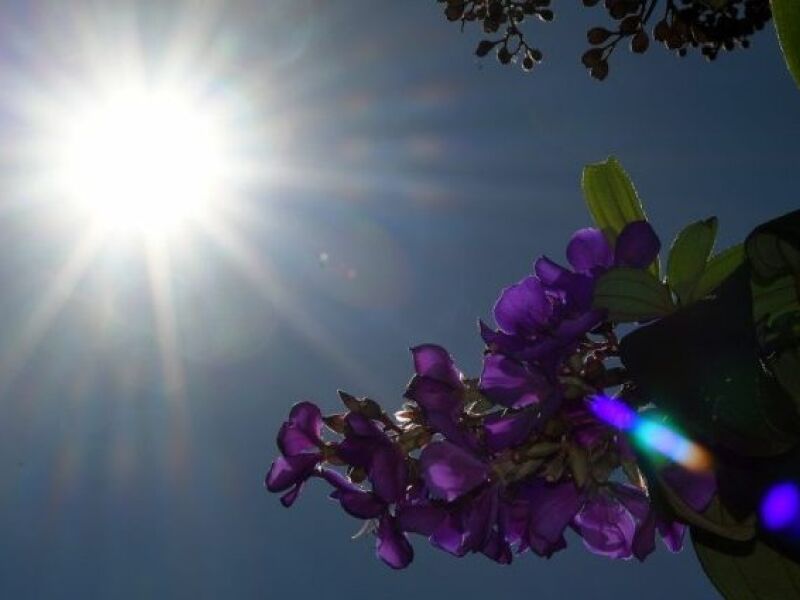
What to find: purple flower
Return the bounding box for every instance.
[420,441,489,502]
[265,402,325,507]
[482,222,660,363]
[494,276,553,337]
[321,469,415,569]
[377,514,414,569]
[479,354,552,409]
[265,453,321,507]
[405,345,477,449]
[277,401,324,456]
[566,228,614,274]
[614,221,661,269]
[514,478,582,557]
[262,216,722,573]
[337,412,408,503]
[483,410,540,453]
[628,464,716,560]
[573,488,638,559]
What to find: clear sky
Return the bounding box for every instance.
[0,1,798,598]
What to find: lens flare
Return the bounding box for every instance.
[49,82,235,237]
[589,395,711,471]
[761,482,800,531]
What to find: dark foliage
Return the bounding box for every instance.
[437,0,772,79]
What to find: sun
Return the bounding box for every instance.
[49,80,235,237]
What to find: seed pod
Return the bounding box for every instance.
[522,54,535,71]
[568,444,590,487]
[653,19,670,42]
[524,440,562,459]
[348,466,367,484]
[337,390,361,412]
[360,398,384,419]
[590,59,610,80]
[323,413,347,434]
[581,47,604,68]
[445,3,464,21]
[476,39,497,57]
[538,9,554,21]
[631,30,649,53]
[497,46,512,64]
[543,451,567,482]
[587,27,612,44]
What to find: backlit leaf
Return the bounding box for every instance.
[582,157,659,277]
[593,267,674,322]
[687,244,745,304]
[667,217,718,304]
[772,0,800,89]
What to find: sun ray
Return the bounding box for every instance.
[143,238,186,400]
[0,226,105,392]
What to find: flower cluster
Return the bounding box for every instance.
[265,222,715,568]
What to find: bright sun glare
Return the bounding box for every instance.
[51,81,234,237]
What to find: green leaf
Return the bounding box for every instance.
[746,209,800,282]
[772,0,800,89]
[620,266,800,457]
[581,157,659,277]
[593,267,674,322]
[687,244,745,304]
[667,217,718,304]
[693,530,800,600]
[752,275,800,325]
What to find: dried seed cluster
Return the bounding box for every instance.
[437,0,771,79]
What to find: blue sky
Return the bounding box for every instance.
[0,1,798,598]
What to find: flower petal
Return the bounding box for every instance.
[345,412,384,438]
[397,504,447,536]
[479,320,529,357]
[520,479,581,556]
[265,453,320,492]
[420,441,489,502]
[280,483,304,507]
[632,510,657,561]
[411,344,462,388]
[331,488,386,519]
[494,276,551,336]
[614,221,660,268]
[463,485,500,551]
[534,256,571,287]
[369,444,408,504]
[431,512,467,556]
[376,515,414,569]
[484,411,538,452]
[405,376,462,415]
[481,530,513,564]
[567,228,613,273]
[574,494,636,559]
[277,401,323,456]
[657,519,686,553]
[480,354,551,409]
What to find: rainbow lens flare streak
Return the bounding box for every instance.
[592,396,800,532]
[761,482,800,532]
[589,395,710,471]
